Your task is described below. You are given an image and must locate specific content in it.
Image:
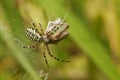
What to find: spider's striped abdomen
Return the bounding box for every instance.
[26,28,42,42]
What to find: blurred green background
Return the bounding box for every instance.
[0,0,120,80]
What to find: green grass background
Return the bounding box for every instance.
[0,0,120,80]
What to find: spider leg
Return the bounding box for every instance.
[15,39,35,49]
[39,23,44,34]
[30,18,44,35]
[29,17,37,28]
[29,18,40,33]
[45,43,70,62]
[43,43,49,68]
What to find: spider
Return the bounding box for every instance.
[16,18,70,68]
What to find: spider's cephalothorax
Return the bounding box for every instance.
[17,18,70,68]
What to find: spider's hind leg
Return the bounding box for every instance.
[39,23,44,35]
[43,43,49,68]
[45,43,70,62]
[15,39,36,49]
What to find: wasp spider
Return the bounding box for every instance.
[16,18,70,68]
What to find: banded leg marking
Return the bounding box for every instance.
[43,43,49,68]
[15,39,35,48]
[45,43,70,62]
